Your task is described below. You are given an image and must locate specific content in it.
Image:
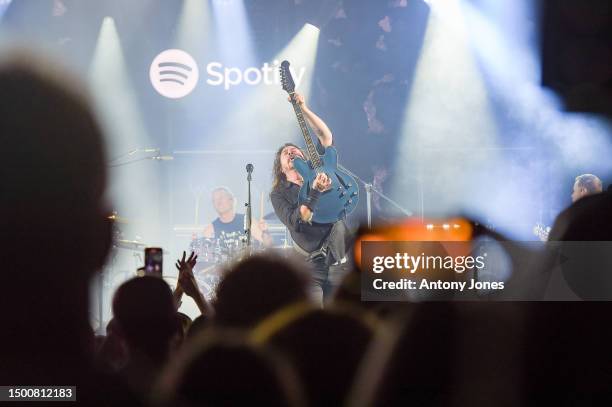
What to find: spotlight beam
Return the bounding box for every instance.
[88,17,160,243]
[392,0,499,219]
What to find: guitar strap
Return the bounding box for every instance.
[293,220,348,264]
[293,239,328,262]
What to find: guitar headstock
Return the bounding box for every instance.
[279,60,295,94]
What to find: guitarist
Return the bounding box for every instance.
[270,92,349,305]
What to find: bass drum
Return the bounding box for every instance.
[193,264,224,302]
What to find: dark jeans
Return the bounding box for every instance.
[307,255,350,306]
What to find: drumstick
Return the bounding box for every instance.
[260,191,264,221]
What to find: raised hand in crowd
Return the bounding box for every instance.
[175,251,198,298]
[175,251,213,316]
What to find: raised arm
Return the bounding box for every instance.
[175,251,213,316]
[292,93,333,147]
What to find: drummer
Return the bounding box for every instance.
[202,186,273,247]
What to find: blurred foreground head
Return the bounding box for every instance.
[0,52,110,277]
[213,254,311,328]
[112,277,178,364]
[158,332,306,407]
[0,53,111,366]
[254,306,375,406]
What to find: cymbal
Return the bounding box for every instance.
[113,239,146,250]
[108,213,130,224]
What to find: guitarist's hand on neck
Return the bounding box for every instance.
[289,93,308,110]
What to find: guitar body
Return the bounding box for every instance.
[292,146,359,224]
[279,60,359,223]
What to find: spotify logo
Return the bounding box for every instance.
[150,49,307,97]
[149,49,199,99]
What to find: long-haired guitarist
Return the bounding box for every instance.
[270,92,349,305]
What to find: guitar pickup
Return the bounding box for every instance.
[335,172,349,189]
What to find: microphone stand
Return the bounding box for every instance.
[245,164,254,254]
[337,164,415,229]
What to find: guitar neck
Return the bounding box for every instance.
[289,92,322,168]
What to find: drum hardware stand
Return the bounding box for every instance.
[132,249,143,276]
[97,248,118,335]
[189,183,205,226]
[337,164,415,228]
[96,268,105,335]
[95,238,144,334]
[245,163,254,254]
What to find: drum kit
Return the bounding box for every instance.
[187,220,294,302]
[187,230,259,301]
[189,231,247,265]
[92,211,292,333]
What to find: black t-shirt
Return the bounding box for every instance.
[212,213,245,237]
[270,179,333,253]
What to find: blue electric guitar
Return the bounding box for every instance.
[280,60,359,223]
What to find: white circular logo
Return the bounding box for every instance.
[149,49,199,99]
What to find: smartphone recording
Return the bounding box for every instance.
[144,247,163,277]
